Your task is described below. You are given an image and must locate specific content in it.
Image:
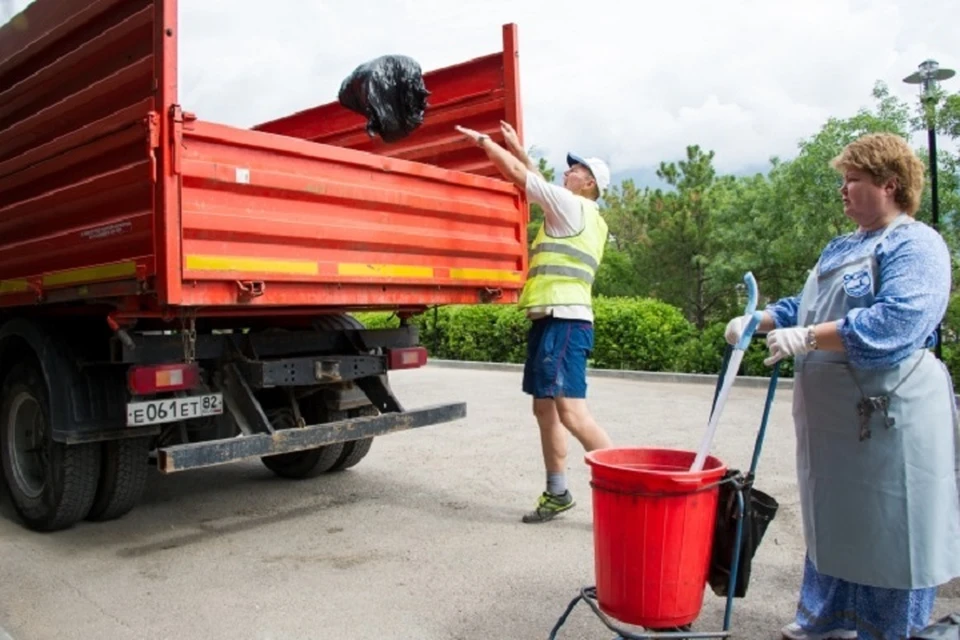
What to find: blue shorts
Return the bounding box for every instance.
[522,318,594,399]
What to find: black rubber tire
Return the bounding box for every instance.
[261,445,345,479]
[0,362,101,532]
[86,436,151,522]
[329,406,376,472]
[260,408,345,479]
[260,314,381,478]
[318,313,382,473]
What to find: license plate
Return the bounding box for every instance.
[126,393,223,427]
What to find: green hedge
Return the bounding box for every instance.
[351,296,795,379]
[354,295,960,386]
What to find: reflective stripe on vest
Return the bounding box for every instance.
[527,264,595,285]
[529,243,600,271]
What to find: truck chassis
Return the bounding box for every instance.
[0,313,464,531]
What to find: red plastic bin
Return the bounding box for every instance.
[584,447,727,628]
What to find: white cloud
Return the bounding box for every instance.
[4,0,959,177]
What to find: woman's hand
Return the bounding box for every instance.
[724,316,751,345]
[724,311,775,345]
[764,327,812,366]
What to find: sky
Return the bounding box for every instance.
[2,0,959,187]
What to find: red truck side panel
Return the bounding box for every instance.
[0,1,527,315]
[0,0,158,306]
[177,120,525,308]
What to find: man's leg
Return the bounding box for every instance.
[553,320,611,452]
[522,396,577,523]
[556,397,612,452]
[521,318,578,523]
[533,398,567,493]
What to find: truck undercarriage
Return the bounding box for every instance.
[0,312,465,531]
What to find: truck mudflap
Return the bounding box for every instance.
[156,402,466,473]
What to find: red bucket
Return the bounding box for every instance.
[585,447,727,628]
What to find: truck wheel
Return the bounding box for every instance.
[260,408,344,479]
[0,362,101,531]
[86,436,151,522]
[329,406,376,472]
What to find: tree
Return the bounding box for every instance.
[593,179,652,298]
[708,82,920,306]
[628,145,733,328]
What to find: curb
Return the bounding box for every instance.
[426,359,795,390]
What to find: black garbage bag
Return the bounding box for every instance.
[337,54,430,143]
[707,469,779,598]
[910,613,960,639]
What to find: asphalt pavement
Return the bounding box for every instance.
[1,365,957,639]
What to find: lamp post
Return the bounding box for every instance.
[904,59,955,361]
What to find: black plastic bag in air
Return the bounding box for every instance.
[910,613,960,639]
[707,469,779,598]
[337,55,430,143]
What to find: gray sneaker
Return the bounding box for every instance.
[522,490,575,523]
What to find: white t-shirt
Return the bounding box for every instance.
[524,172,594,322]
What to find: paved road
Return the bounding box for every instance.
[0,366,957,639]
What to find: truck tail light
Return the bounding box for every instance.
[386,347,428,370]
[128,363,201,395]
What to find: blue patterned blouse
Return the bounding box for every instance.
[765,220,951,369]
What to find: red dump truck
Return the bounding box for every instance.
[0,0,528,531]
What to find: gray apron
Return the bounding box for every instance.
[793,214,960,589]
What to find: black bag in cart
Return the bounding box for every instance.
[708,469,779,598]
[338,54,430,143]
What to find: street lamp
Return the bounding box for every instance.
[904,59,955,361]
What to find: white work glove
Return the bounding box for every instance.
[724,315,752,346]
[764,327,811,366]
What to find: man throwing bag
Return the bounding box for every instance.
[455,121,613,523]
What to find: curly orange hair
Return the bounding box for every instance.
[831,133,925,215]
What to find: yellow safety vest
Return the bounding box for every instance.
[518,196,608,310]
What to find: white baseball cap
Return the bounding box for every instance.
[567,152,611,194]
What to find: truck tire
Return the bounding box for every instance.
[316,313,384,471]
[260,407,345,479]
[0,361,101,531]
[329,406,376,472]
[86,436,151,522]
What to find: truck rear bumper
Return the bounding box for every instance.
[155,402,466,473]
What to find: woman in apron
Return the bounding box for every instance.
[725,132,960,640]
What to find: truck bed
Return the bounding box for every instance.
[0,0,528,316]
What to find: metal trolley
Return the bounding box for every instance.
[548,346,783,639]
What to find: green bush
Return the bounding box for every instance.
[591,297,696,371]
[350,311,404,329]
[354,298,960,387]
[355,298,708,374]
[674,321,727,374]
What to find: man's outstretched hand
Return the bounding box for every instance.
[453,123,528,188]
[454,125,485,146]
[500,120,522,155]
